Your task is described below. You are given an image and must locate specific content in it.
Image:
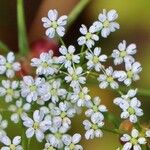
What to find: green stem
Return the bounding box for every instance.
[59,37,65,46]
[68,0,91,26]
[0,41,9,52]
[88,71,150,97]
[120,86,150,97]
[101,127,122,135]
[17,0,29,56]
[27,138,31,150]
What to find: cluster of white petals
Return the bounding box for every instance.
[0,8,149,150]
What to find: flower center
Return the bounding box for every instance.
[10,144,16,150]
[47,147,56,150]
[6,63,12,69]
[55,132,62,139]
[51,89,57,96]
[72,74,78,80]
[128,107,135,114]
[66,53,72,60]
[7,88,14,95]
[127,71,133,78]
[79,92,84,99]
[120,51,127,57]
[92,105,98,112]
[52,21,58,29]
[107,76,114,83]
[130,138,138,145]
[17,108,23,115]
[29,85,37,92]
[86,32,92,40]
[61,111,66,118]
[93,56,99,63]
[103,20,110,27]
[69,143,75,149]
[42,62,49,68]
[92,124,98,130]
[33,122,39,129]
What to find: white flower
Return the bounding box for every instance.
[46,125,69,149]
[1,135,22,150]
[42,9,67,38]
[93,9,119,38]
[0,114,8,138]
[43,142,56,150]
[120,128,147,150]
[58,45,80,68]
[51,101,76,127]
[0,52,21,78]
[146,130,150,138]
[70,87,91,107]
[123,61,142,86]
[86,47,107,72]
[40,80,67,103]
[112,40,137,65]
[62,133,83,150]
[85,97,107,118]
[8,98,31,123]
[65,67,86,89]
[114,89,143,123]
[77,24,99,49]
[31,51,58,76]
[0,80,20,103]
[83,112,104,140]
[20,76,45,103]
[22,110,51,142]
[98,66,119,89]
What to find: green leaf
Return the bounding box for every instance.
[68,0,91,27]
[17,0,29,56]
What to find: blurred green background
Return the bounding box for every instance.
[0,0,150,149]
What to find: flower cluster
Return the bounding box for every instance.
[0,8,149,150]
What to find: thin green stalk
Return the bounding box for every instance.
[68,0,91,26]
[59,37,65,46]
[0,41,9,52]
[120,86,150,97]
[22,129,26,150]
[17,0,29,56]
[27,138,31,150]
[101,127,122,135]
[88,71,150,97]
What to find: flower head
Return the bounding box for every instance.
[0,80,20,103]
[21,76,45,103]
[22,110,51,142]
[85,97,107,118]
[0,52,21,78]
[77,24,99,49]
[31,51,58,76]
[65,67,86,89]
[112,40,137,65]
[70,87,91,107]
[86,47,107,72]
[1,135,22,150]
[83,112,104,140]
[98,66,119,89]
[62,133,83,150]
[42,9,68,38]
[9,98,31,123]
[120,128,147,150]
[93,9,119,38]
[58,45,80,68]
